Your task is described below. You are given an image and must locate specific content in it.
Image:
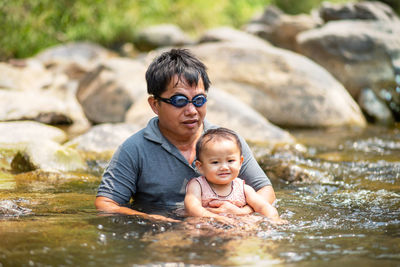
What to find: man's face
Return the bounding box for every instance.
[151,75,207,142]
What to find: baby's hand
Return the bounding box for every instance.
[212,215,235,225]
[207,200,250,215]
[269,217,288,225]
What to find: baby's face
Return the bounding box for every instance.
[196,138,243,186]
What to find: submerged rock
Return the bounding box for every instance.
[358,88,394,125]
[0,200,32,217]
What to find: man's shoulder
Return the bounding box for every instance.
[121,127,146,146]
[121,117,160,148]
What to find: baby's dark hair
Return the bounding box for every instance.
[196,127,242,161]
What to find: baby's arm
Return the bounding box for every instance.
[184,179,232,223]
[244,184,285,223]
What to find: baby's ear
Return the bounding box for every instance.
[195,160,202,171]
[240,155,244,164]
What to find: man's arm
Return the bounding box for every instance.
[257,185,276,205]
[95,196,178,222]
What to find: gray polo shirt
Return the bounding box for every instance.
[97,117,271,208]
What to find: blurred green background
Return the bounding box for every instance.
[1,0,398,60]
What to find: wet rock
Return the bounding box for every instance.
[65,123,141,154]
[0,121,67,145]
[0,200,32,217]
[318,1,400,22]
[134,24,194,51]
[260,146,312,183]
[377,77,400,121]
[125,87,295,146]
[263,160,312,183]
[358,88,394,125]
[190,41,366,128]
[297,20,400,99]
[244,5,319,52]
[10,140,87,173]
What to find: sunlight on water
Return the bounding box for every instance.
[0,125,399,266]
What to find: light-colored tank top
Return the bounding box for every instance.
[194,176,247,208]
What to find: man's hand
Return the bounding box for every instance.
[206,200,253,215]
[95,196,179,223]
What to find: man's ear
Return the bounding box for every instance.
[148,96,159,115]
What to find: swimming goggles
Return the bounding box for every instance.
[155,94,207,108]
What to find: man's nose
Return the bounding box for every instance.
[184,102,198,114]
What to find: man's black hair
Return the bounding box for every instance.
[145,48,211,96]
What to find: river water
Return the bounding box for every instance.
[0,125,399,266]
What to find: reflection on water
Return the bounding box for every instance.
[0,125,399,266]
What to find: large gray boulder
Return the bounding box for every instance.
[0,90,72,125]
[318,1,400,22]
[0,90,90,133]
[244,5,319,52]
[0,121,67,145]
[190,41,366,128]
[134,24,194,51]
[297,20,400,99]
[35,41,115,67]
[205,88,295,145]
[65,123,141,154]
[76,58,147,124]
[0,61,53,91]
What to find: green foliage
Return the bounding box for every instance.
[271,0,349,15]
[0,0,274,59]
[1,0,398,60]
[368,0,400,14]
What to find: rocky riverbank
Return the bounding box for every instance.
[0,1,399,179]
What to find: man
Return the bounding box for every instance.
[95,48,276,221]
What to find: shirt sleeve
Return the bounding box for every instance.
[238,135,272,191]
[96,143,138,205]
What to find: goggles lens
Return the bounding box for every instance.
[157,94,207,108]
